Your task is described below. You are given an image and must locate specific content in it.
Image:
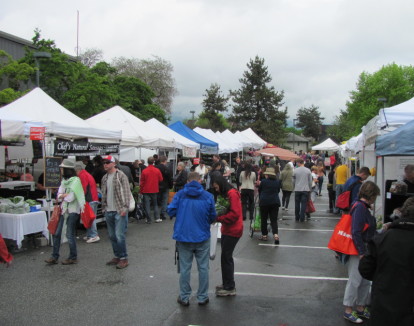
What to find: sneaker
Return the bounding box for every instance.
[356,308,370,319]
[177,296,189,306]
[106,258,120,266]
[343,311,363,324]
[281,207,285,211]
[61,259,78,265]
[44,257,58,265]
[198,298,209,306]
[216,288,236,296]
[116,259,129,269]
[83,236,89,241]
[155,219,163,223]
[215,284,224,290]
[86,236,100,243]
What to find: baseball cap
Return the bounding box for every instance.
[102,155,116,163]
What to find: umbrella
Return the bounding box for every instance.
[255,147,299,161]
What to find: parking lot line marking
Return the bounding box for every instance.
[258,244,329,249]
[283,216,340,219]
[235,272,348,281]
[278,228,333,232]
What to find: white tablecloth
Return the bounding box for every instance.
[0,181,35,191]
[0,211,49,248]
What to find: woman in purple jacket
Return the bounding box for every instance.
[342,181,380,324]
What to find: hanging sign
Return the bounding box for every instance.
[182,146,197,158]
[30,127,46,140]
[44,157,62,188]
[53,138,120,157]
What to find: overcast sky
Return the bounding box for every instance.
[2,0,414,124]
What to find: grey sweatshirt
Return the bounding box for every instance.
[293,166,312,191]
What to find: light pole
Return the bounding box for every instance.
[377,97,387,109]
[33,52,51,88]
[190,110,195,120]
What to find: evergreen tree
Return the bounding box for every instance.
[296,105,325,140]
[229,56,287,144]
[197,83,229,131]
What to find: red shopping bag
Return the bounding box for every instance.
[305,199,316,213]
[327,211,368,255]
[81,202,96,229]
[47,205,62,235]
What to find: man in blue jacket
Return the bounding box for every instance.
[168,172,216,307]
[343,167,371,205]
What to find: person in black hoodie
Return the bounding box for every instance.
[359,197,414,326]
[156,156,173,220]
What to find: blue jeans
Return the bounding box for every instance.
[52,212,79,260]
[295,191,309,222]
[86,201,99,238]
[143,193,160,223]
[105,211,128,259]
[157,190,169,219]
[177,240,210,303]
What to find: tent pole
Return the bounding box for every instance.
[381,156,385,222]
[373,155,378,216]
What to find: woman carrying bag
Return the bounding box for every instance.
[45,159,85,265]
[258,167,281,244]
[173,162,188,192]
[212,175,243,297]
[342,181,380,324]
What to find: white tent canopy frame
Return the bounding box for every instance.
[312,138,340,151]
[87,106,176,148]
[0,88,122,142]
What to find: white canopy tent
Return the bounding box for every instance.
[217,130,244,152]
[311,138,340,151]
[87,106,175,148]
[145,118,199,150]
[0,88,121,142]
[240,128,267,148]
[221,129,252,149]
[379,96,414,128]
[193,127,240,153]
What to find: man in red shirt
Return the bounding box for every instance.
[75,162,100,243]
[140,156,163,223]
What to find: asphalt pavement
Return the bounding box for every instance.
[0,180,356,326]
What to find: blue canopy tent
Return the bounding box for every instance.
[376,119,414,156]
[169,121,218,154]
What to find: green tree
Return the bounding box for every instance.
[112,75,167,123]
[197,83,229,131]
[284,126,302,136]
[296,105,325,140]
[342,63,414,136]
[0,50,34,106]
[61,64,118,119]
[112,55,178,114]
[327,110,354,142]
[229,56,287,144]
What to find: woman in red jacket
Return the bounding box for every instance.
[213,175,243,297]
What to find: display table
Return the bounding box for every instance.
[0,181,35,191]
[0,211,49,248]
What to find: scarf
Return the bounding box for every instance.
[61,177,86,212]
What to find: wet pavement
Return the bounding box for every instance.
[0,183,355,326]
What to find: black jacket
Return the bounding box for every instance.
[359,219,414,326]
[156,163,173,191]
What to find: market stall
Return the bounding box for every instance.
[375,119,414,222]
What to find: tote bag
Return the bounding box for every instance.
[81,202,96,229]
[327,204,368,255]
[47,205,61,235]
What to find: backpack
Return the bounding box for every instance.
[336,180,362,210]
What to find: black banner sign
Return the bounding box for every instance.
[54,138,120,157]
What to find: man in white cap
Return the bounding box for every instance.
[100,155,131,269]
